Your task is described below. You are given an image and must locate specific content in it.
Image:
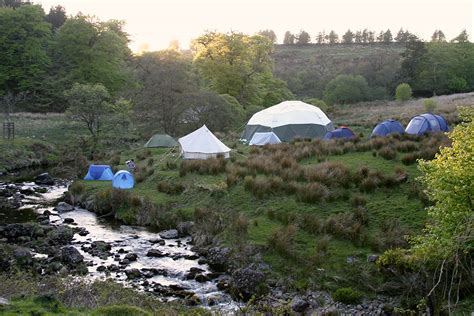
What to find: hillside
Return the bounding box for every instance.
[272,43,406,99]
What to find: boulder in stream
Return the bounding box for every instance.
[54,202,74,213]
[159,229,178,239]
[60,246,84,266]
[207,247,231,272]
[35,173,54,186]
[146,249,166,258]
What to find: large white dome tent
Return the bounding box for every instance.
[241,100,334,142]
[178,125,231,159]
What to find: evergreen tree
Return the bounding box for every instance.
[342,29,354,44]
[283,31,295,44]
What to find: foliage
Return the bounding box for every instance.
[303,98,330,112]
[395,83,412,101]
[0,5,51,95]
[423,98,437,112]
[333,287,363,305]
[413,107,473,259]
[191,31,291,106]
[65,83,111,140]
[323,75,370,105]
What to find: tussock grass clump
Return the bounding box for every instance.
[324,211,368,244]
[162,161,177,170]
[377,146,397,160]
[350,194,367,208]
[304,162,351,188]
[232,213,249,238]
[298,213,323,234]
[193,207,226,238]
[333,287,363,305]
[180,156,227,176]
[109,154,121,166]
[147,158,154,166]
[156,181,185,195]
[296,182,330,203]
[268,224,297,257]
[244,176,284,198]
[401,153,419,165]
[372,219,410,251]
[395,141,418,153]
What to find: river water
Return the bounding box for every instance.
[0,180,240,312]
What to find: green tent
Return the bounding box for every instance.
[144,134,178,148]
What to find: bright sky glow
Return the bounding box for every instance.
[36,0,473,52]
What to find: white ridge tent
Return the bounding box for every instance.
[249,132,281,146]
[178,125,231,159]
[241,100,333,142]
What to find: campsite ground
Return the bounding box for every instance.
[2,93,473,312]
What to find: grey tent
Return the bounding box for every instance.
[144,134,178,148]
[241,100,334,142]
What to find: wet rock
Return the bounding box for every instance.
[34,187,48,194]
[291,296,310,313]
[125,268,141,279]
[140,269,155,278]
[124,253,138,262]
[63,218,74,224]
[0,297,9,305]
[207,247,231,272]
[91,241,112,251]
[367,255,379,263]
[96,265,106,272]
[43,210,52,216]
[0,249,10,271]
[77,228,89,236]
[0,196,22,209]
[177,221,194,236]
[13,247,33,266]
[186,294,201,306]
[119,259,130,265]
[197,258,207,265]
[216,277,231,291]
[149,238,165,245]
[54,202,74,213]
[47,226,74,245]
[206,272,221,280]
[146,249,166,258]
[159,229,178,239]
[19,186,35,195]
[117,248,126,254]
[35,173,54,186]
[107,264,120,272]
[190,267,205,273]
[36,214,50,224]
[231,264,266,301]
[195,274,211,283]
[60,246,84,266]
[183,254,199,260]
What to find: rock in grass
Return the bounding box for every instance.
[291,296,310,313]
[60,246,84,266]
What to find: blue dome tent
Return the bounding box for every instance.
[405,113,449,135]
[112,170,134,189]
[371,119,405,137]
[84,165,114,181]
[323,127,356,140]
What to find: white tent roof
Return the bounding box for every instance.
[178,125,231,155]
[247,100,332,128]
[249,132,281,146]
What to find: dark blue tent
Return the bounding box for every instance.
[371,119,405,137]
[323,127,356,140]
[84,165,114,181]
[405,113,449,135]
[112,170,134,189]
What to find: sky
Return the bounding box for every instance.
[36,0,473,53]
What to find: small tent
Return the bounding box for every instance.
[249,132,282,146]
[84,165,114,181]
[323,127,356,140]
[242,100,333,142]
[144,134,178,148]
[405,113,449,135]
[112,170,134,189]
[371,119,405,137]
[178,125,231,159]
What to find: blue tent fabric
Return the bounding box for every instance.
[371,119,405,137]
[405,113,449,135]
[84,165,114,181]
[249,132,282,146]
[323,127,356,140]
[112,170,134,189]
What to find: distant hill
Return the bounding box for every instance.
[272,43,406,99]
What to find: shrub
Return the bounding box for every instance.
[268,225,297,257]
[333,287,363,305]
[377,146,397,160]
[323,74,370,105]
[395,83,412,101]
[109,154,121,166]
[156,181,185,195]
[401,153,419,165]
[304,98,330,112]
[423,98,437,112]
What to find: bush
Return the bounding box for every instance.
[395,83,412,101]
[323,74,370,105]
[423,98,437,112]
[333,287,363,305]
[304,98,330,112]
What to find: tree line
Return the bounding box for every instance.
[279,28,470,45]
